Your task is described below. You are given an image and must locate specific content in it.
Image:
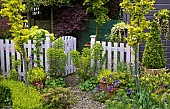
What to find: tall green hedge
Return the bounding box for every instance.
[142,21,166,69]
[0,80,43,109]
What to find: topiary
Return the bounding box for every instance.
[142,21,166,69]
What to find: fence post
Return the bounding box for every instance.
[45,34,51,72]
[90,35,96,48]
[90,35,96,67]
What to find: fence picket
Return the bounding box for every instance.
[113,43,118,71]
[73,37,76,72]
[102,42,106,70]
[108,42,112,71]
[0,36,76,78]
[5,40,10,75]
[126,44,131,70]
[0,40,4,73]
[11,40,15,57]
[90,35,134,72]
[120,43,124,63]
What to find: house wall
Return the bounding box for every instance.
[123,0,170,68]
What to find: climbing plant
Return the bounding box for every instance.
[154,9,170,40]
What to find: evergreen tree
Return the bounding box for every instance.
[142,21,166,69]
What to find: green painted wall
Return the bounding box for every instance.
[81,20,120,48]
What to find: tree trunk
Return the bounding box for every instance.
[51,6,53,33]
[22,44,28,86]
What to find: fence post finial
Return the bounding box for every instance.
[45,34,51,41]
[90,35,96,48]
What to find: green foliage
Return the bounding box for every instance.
[70,43,104,81]
[108,22,128,43]
[0,0,54,86]
[79,77,98,91]
[91,43,104,75]
[92,89,109,103]
[0,75,4,81]
[0,80,43,108]
[9,55,21,81]
[0,85,12,107]
[45,77,66,88]
[97,69,117,83]
[0,0,26,38]
[9,69,18,81]
[53,38,64,49]
[142,21,166,69]
[42,87,77,109]
[154,9,170,40]
[27,67,46,83]
[70,48,92,81]
[120,0,155,46]
[47,38,67,77]
[106,89,135,109]
[29,26,55,66]
[25,0,70,11]
[83,0,110,25]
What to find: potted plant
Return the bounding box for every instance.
[27,67,46,87]
[97,69,118,90]
[142,21,166,75]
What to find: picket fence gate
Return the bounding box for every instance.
[90,35,134,71]
[0,35,76,78]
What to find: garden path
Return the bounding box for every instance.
[66,74,106,109]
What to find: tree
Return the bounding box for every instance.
[120,0,155,93]
[0,0,54,86]
[53,5,87,36]
[83,0,110,36]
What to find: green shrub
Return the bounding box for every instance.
[79,77,98,91]
[92,89,109,103]
[27,67,46,83]
[70,48,92,81]
[9,69,18,81]
[9,55,21,81]
[0,80,43,109]
[45,77,66,88]
[142,21,166,69]
[0,85,12,108]
[42,87,77,109]
[47,38,67,78]
[70,43,104,81]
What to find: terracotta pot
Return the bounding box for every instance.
[32,81,44,87]
[107,88,119,97]
[144,68,163,75]
[98,81,108,90]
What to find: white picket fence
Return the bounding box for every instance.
[0,35,76,78]
[90,35,134,71]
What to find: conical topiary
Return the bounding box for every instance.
[142,21,166,69]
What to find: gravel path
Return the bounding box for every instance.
[71,86,106,109]
[66,74,106,109]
